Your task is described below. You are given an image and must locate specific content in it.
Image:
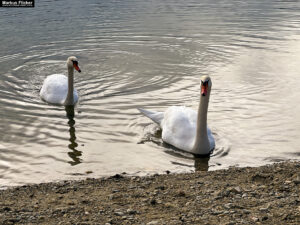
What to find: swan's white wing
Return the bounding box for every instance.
[138,108,164,125]
[40,74,78,105]
[139,106,215,154]
[161,106,197,152]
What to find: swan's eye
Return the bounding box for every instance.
[72,61,78,66]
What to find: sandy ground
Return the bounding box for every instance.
[0,161,299,225]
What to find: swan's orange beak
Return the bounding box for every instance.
[201,81,208,96]
[73,62,81,73]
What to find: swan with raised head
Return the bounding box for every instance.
[40,56,81,105]
[138,75,215,155]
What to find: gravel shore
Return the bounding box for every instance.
[0,161,299,225]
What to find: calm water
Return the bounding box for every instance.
[1,0,300,187]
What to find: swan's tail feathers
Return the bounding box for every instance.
[138,108,164,125]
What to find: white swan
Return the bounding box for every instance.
[40,56,81,105]
[138,75,215,155]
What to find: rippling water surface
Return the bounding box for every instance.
[1,0,300,186]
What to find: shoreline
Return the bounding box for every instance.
[1,161,299,224]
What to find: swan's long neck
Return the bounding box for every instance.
[64,65,74,105]
[192,92,211,155]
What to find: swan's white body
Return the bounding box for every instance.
[40,74,78,105]
[139,76,215,155]
[40,56,81,105]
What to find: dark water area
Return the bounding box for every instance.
[0,0,300,186]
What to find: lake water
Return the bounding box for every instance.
[1,0,300,187]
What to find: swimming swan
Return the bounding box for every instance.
[138,75,215,155]
[40,56,81,105]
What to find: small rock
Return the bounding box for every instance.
[66,201,75,206]
[147,221,159,225]
[153,190,159,196]
[99,209,105,214]
[29,216,35,220]
[262,215,268,221]
[177,191,186,197]
[196,196,202,201]
[211,210,223,215]
[224,203,234,209]
[185,201,191,206]
[187,211,194,217]
[251,217,259,222]
[39,216,45,220]
[242,193,248,198]
[165,203,176,208]
[243,209,251,214]
[150,199,157,205]
[232,186,242,194]
[259,207,268,212]
[156,186,165,190]
[127,209,137,215]
[81,199,89,204]
[8,218,21,223]
[2,207,11,212]
[294,175,300,184]
[156,199,162,204]
[114,211,124,216]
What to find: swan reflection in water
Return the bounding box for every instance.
[164,147,210,172]
[194,156,209,171]
[65,105,82,166]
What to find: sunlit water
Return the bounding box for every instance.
[1,0,300,187]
